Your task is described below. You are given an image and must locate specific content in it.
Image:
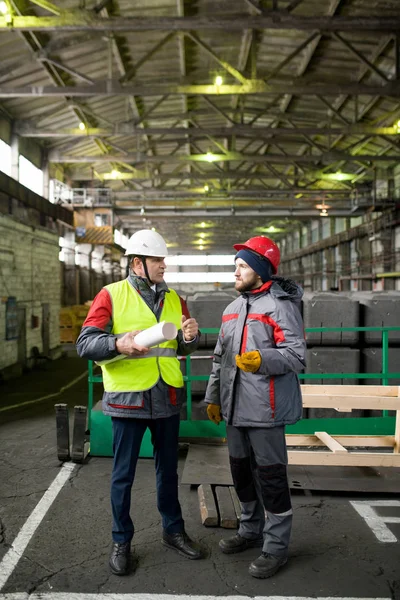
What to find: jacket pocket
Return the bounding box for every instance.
[107,392,144,410]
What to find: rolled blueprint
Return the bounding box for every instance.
[134,321,177,347]
[96,321,177,366]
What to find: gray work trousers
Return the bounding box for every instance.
[226,424,292,557]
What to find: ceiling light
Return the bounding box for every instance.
[0,2,8,14]
[204,184,209,192]
[320,208,329,217]
[111,169,120,179]
[200,222,206,228]
[215,75,223,86]
[199,245,204,251]
[79,122,86,131]
[318,171,354,181]
[395,119,400,132]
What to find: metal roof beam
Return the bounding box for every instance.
[48,151,400,164]
[110,186,351,195]
[285,0,306,13]
[332,32,389,82]
[2,81,399,96]
[184,32,248,85]
[120,32,176,83]
[2,15,400,32]
[28,0,61,16]
[112,208,359,217]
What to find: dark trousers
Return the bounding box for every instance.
[226,425,292,556]
[111,414,184,543]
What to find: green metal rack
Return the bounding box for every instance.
[87,326,400,457]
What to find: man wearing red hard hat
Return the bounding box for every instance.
[205,235,306,579]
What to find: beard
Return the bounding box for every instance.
[235,275,260,293]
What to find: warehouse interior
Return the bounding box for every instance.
[1,1,400,597]
[1,0,400,378]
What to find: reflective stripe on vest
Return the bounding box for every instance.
[101,279,184,392]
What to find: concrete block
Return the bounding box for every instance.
[187,291,237,348]
[352,292,400,344]
[305,347,362,418]
[360,347,400,416]
[302,292,359,346]
[361,347,400,386]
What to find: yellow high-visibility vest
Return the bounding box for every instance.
[101,280,184,392]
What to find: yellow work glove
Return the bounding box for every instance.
[207,403,222,425]
[235,350,262,373]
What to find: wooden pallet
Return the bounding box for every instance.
[288,385,400,467]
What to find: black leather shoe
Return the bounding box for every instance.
[162,531,203,560]
[109,542,132,575]
[219,533,263,554]
[249,552,287,578]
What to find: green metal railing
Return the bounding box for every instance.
[87,326,400,455]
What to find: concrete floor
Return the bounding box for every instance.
[0,355,399,599]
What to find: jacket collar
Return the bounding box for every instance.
[247,280,273,295]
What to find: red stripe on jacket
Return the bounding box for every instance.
[247,314,286,344]
[269,377,275,418]
[222,313,239,322]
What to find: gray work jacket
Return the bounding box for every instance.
[204,277,306,427]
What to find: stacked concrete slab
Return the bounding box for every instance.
[302,292,361,417]
[183,291,237,413]
[302,292,359,346]
[351,292,400,345]
[187,291,237,349]
[353,293,400,416]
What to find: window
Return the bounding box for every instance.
[19,155,44,196]
[94,213,109,226]
[0,139,11,176]
[5,296,18,340]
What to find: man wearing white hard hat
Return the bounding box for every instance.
[76,229,203,575]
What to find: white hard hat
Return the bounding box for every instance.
[125,229,168,257]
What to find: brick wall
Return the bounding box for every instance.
[0,213,61,371]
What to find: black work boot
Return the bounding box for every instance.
[219,533,263,555]
[249,552,288,578]
[109,541,132,575]
[162,531,203,560]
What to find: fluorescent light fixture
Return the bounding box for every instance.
[0,2,8,14]
[205,152,217,162]
[79,122,86,130]
[215,75,223,86]
[204,184,209,192]
[319,171,354,181]
[164,272,235,283]
[166,254,235,266]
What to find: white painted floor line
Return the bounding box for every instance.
[0,595,393,600]
[350,500,400,543]
[0,463,76,592]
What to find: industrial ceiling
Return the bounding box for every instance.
[1,0,400,253]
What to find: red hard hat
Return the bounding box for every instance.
[233,235,280,274]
